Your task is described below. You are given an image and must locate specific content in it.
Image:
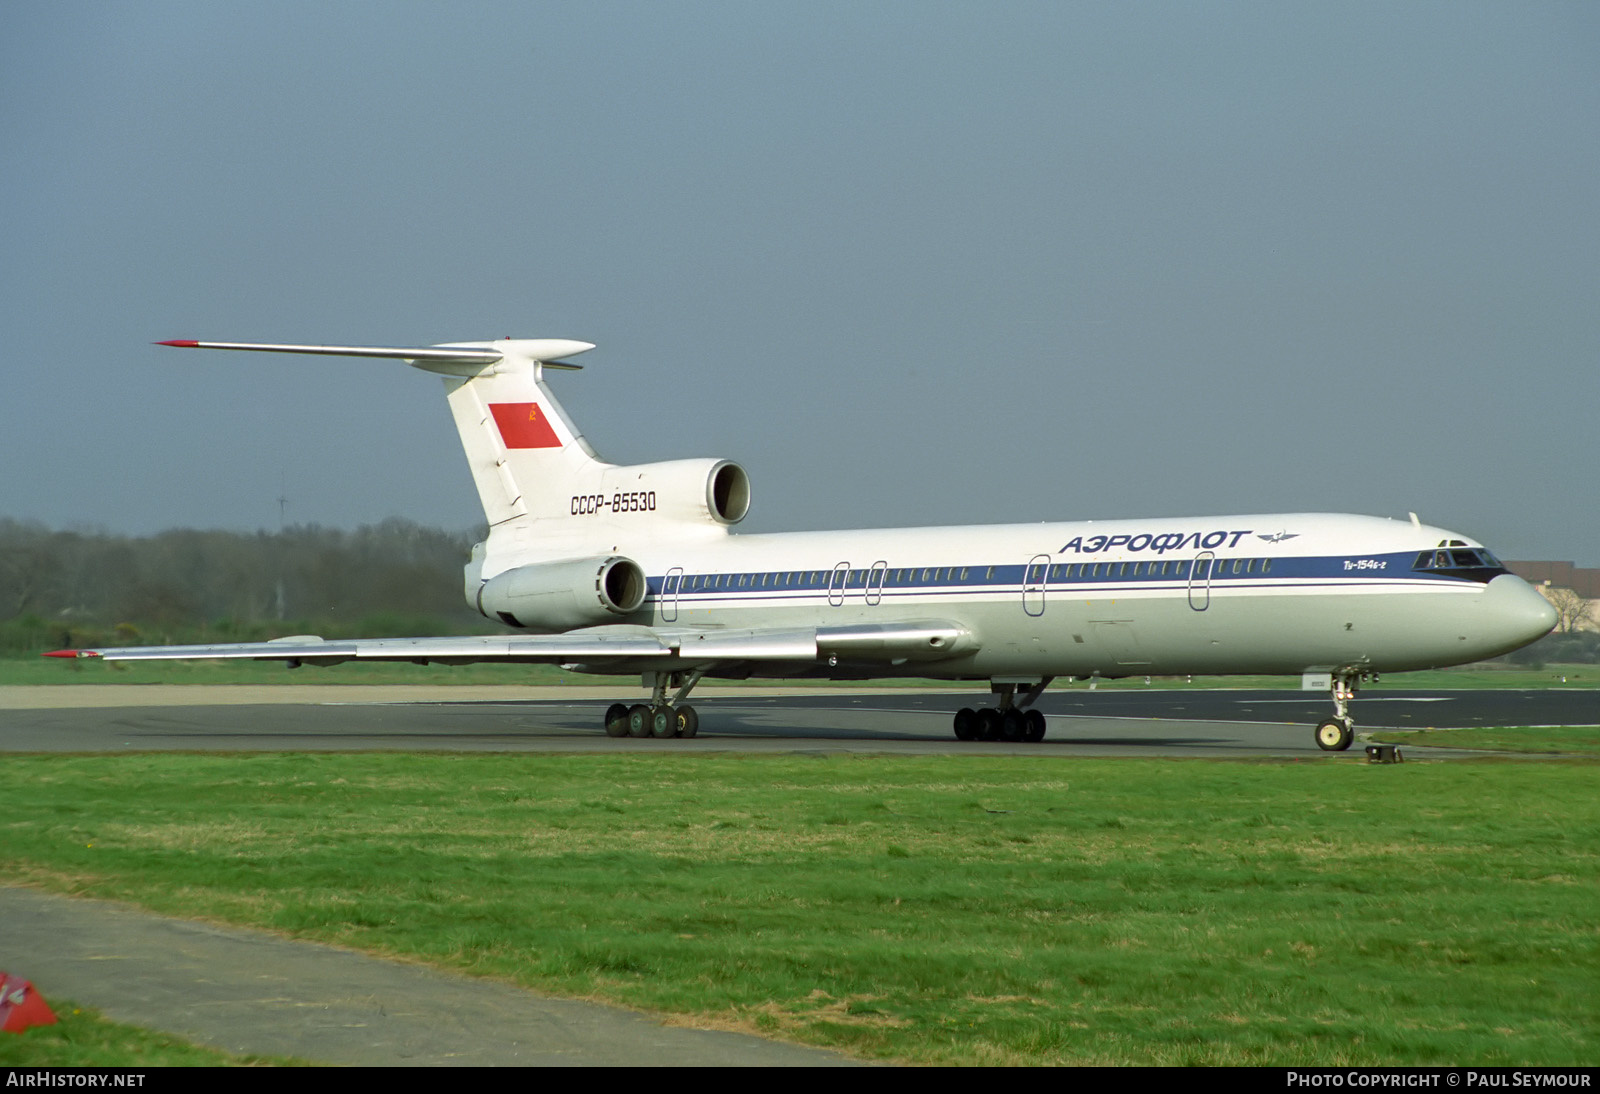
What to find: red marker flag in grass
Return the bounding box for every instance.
[0,973,58,1032]
[490,402,562,449]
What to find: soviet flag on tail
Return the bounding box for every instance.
[490,402,562,449]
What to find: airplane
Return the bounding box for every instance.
[47,337,1558,751]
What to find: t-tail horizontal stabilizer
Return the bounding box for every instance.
[155,339,594,374]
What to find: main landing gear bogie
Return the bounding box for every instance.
[952,707,1047,743]
[953,680,1052,744]
[604,701,700,739]
[603,670,705,740]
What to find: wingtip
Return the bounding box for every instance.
[155,340,200,348]
[43,649,94,659]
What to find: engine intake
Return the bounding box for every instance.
[707,460,750,525]
[583,458,750,527]
[477,556,646,631]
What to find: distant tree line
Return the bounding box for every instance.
[0,517,488,653]
[1500,629,1600,668]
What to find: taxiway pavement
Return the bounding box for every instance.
[4,685,1593,757]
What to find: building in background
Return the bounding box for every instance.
[1506,561,1598,633]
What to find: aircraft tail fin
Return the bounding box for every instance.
[159,338,605,530]
[157,339,748,562]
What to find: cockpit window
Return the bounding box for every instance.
[1413,547,1506,580]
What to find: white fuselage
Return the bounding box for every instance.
[489,511,1555,680]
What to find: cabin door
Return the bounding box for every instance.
[1023,554,1050,617]
[1187,552,1214,611]
[661,567,683,622]
[827,562,850,607]
[866,561,888,605]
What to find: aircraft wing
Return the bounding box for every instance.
[45,631,675,667]
[45,620,976,668]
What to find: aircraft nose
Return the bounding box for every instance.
[1482,574,1559,650]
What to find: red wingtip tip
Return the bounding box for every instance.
[155,340,200,347]
[42,649,87,659]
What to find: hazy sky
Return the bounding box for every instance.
[4,2,1596,563]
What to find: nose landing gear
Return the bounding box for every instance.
[1315,717,1353,752]
[1314,671,1368,751]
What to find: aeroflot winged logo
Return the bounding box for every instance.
[490,402,562,449]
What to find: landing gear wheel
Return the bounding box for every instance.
[627,703,652,738]
[953,708,977,741]
[1315,718,1354,752]
[604,703,630,738]
[1000,708,1026,742]
[650,704,676,738]
[675,705,699,738]
[1024,709,1047,743]
[976,708,1002,741]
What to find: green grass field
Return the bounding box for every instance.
[1370,726,1600,756]
[3,752,1594,1066]
[0,1000,304,1067]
